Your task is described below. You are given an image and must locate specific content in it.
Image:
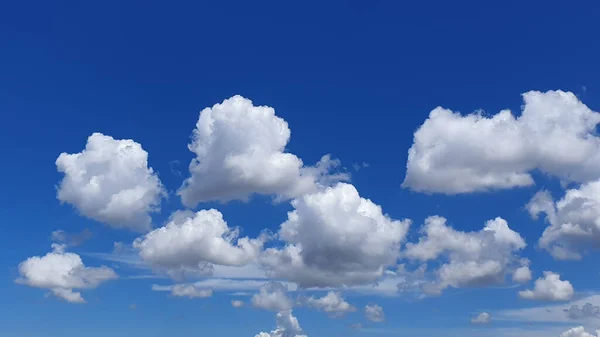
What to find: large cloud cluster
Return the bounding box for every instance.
[261,182,411,288]
[404,216,526,294]
[56,133,165,231]
[403,90,600,194]
[178,95,348,207]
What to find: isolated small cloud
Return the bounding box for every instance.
[16,244,117,303]
[306,292,356,317]
[471,312,491,324]
[169,284,213,299]
[232,300,244,308]
[365,304,385,322]
[519,271,574,301]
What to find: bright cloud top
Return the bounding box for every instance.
[518,271,574,302]
[255,310,307,337]
[528,180,600,260]
[16,244,118,303]
[306,291,356,317]
[178,95,348,207]
[403,90,600,194]
[133,209,264,276]
[404,216,526,295]
[561,326,600,337]
[56,133,165,231]
[261,182,411,288]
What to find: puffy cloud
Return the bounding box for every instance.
[306,292,356,317]
[255,310,307,337]
[365,304,385,322]
[261,183,411,288]
[561,326,600,337]
[56,133,165,231]
[133,209,264,276]
[232,300,245,308]
[16,244,117,303]
[404,216,526,294]
[169,284,213,298]
[512,259,532,284]
[519,271,574,301]
[527,181,600,260]
[251,282,294,312]
[178,95,348,207]
[403,90,600,194]
[471,312,491,324]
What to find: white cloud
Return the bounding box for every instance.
[471,312,491,324]
[519,271,574,301]
[403,90,600,194]
[261,182,410,288]
[16,244,117,303]
[178,95,348,207]
[56,133,165,231]
[169,284,213,298]
[512,259,532,284]
[232,300,244,308]
[365,304,385,322]
[404,216,526,294]
[306,292,356,317]
[561,326,600,337]
[251,282,294,312]
[527,181,600,260]
[255,310,307,337]
[133,209,265,276]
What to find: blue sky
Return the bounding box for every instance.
[2,1,600,336]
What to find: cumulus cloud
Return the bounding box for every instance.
[561,326,600,337]
[306,292,356,317]
[261,182,411,288]
[471,312,491,324]
[518,271,574,301]
[251,282,294,312]
[56,133,165,231]
[403,90,600,194]
[16,244,117,303]
[404,216,526,294]
[255,310,307,337]
[232,300,245,308]
[527,181,600,260]
[512,259,532,284]
[133,209,265,276]
[365,304,385,322]
[178,95,348,207]
[168,284,213,298]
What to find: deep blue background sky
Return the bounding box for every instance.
[1,1,599,336]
